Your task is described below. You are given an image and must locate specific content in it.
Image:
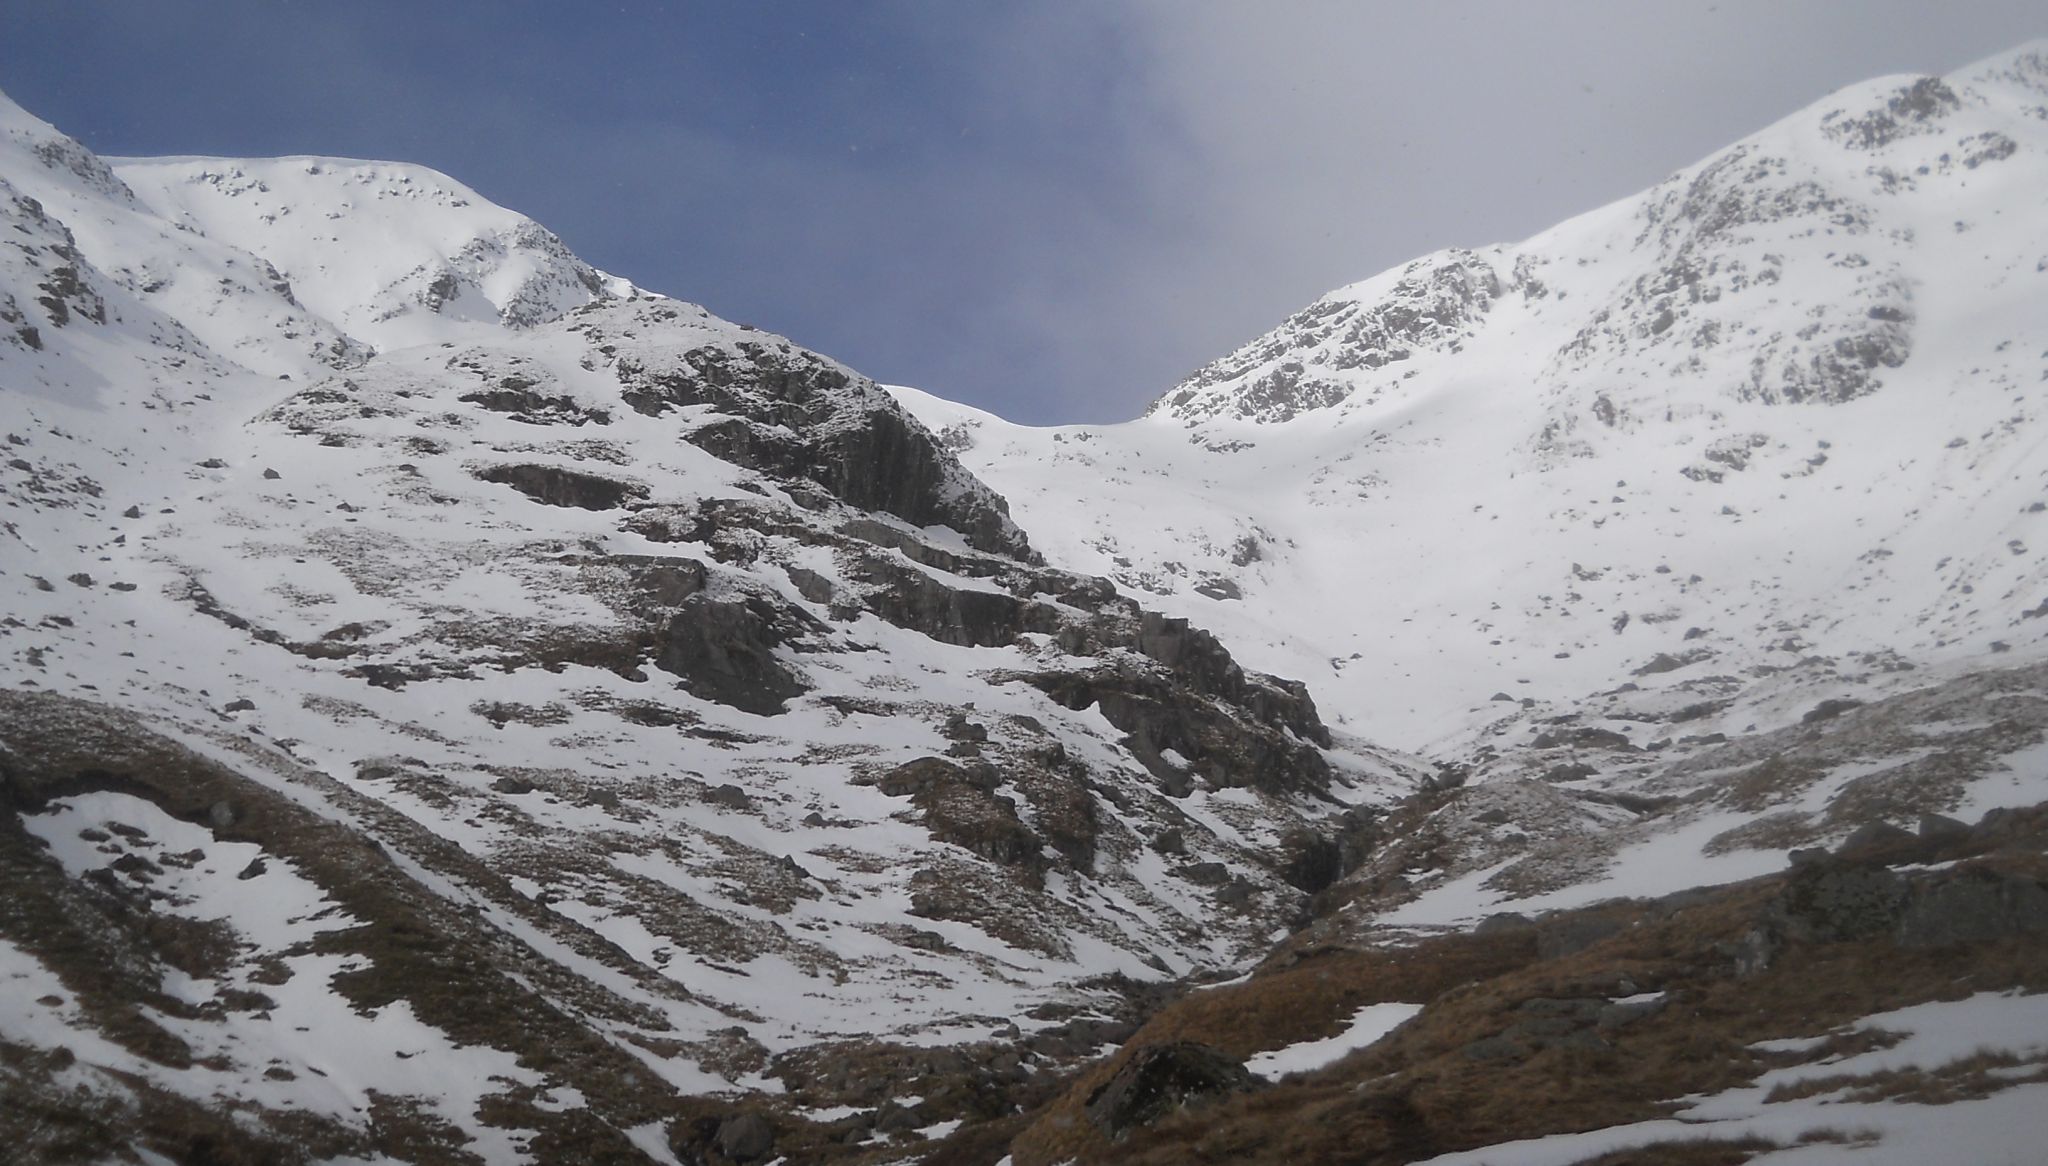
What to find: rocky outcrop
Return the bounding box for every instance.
[473,462,647,510]
[650,592,819,716]
[610,324,1031,559]
[1082,1042,1262,1141]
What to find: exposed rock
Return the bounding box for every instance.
[1898,868,2048,948]
[614,338,1030,558]
[458,381,611,426]
[1769,862,1908,942]
[703,784,751,810]
[1917,813,1971,842]
[1475,912,1536,936]
[650,593,814,715]
[1083,1042,1262,1140]
[1836,820,1914,857]
[713,1112,775,1163]
[472,462,646,510]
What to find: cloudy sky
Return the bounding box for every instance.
[3,2,2041,422]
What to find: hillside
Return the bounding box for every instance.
[0,83,1410,1162]
[5,41,2048,1166]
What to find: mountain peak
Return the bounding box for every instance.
[112,152,640,349]
[1151,42,2045,429]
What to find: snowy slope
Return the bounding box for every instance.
[114,153,639,349]
[6,40,2048,1166]
[903,42,2048,764]
[0,87,1412,1162]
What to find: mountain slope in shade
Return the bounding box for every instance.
[0,84,1411,1162]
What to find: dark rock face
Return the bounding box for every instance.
[1770,863,1909,943]
[819,527,1337,808]
[473,463,646,510]
[614,339,1029,559]
[713,1112,775,1162]
[877,757,1047,873]
[1276,829,1344,895]
[459,382,611,426]
[1898,868,2048,948]
[1083,1042,1262,1140]
[1027,664,1331,799]
[1754,850,2048,955]
[650,594,817,716]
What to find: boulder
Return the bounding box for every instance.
[1916,813,1971,843]
[1899,869,2048,948]
[472,462,645,510]
[651,594,812,715]
[713,1112,775,1162]
[1770,863,1908,942]
[1083,1042,1262,1140]
[1836,820,1915,858]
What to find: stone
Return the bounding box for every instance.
[1083,1042,1261,1140]
[714,1112,775,1162]
[1801,698,1863,724]
[472,462,646,510]
[942,712,988,742]
[1149,828,1187,856]
[704,784,751,810]
[1597,996,1667,1030]
[1770,863,1907,942]
[1899,869,2048,948]
[1275,829,1343,894]
[617,341,1030,558]
[652,593,813,715]
[1505,1016,1582,1041]
[1475,912,1536,936]
[874,1099,934,1133]
[1836,820,1914,857]
[1517,997,1605,1020]
[1917,813,1971,842]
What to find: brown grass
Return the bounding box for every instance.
[1007,855,2048,1166]
[1765,1050,2048,1106]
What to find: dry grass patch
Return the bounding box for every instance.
[1765,1049,2048,1106]
[1009,855,2048,1166]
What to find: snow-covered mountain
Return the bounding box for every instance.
[0,83,1411,1162]
[6,40,2048,1166]
[906,40,2048,784]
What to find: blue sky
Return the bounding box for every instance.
[2,2,2042,422]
